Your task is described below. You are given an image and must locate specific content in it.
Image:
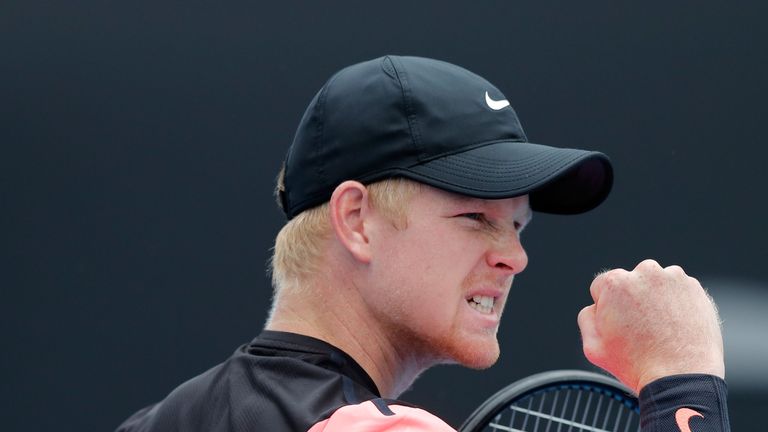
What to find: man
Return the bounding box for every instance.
[117,56,729,431]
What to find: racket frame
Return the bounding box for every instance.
[459,370,639,432]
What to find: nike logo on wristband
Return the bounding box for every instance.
[675,407,703,432]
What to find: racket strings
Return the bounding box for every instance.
[485,386,640,432]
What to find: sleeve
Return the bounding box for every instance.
[638,374,731,431]
[307,398,456,432]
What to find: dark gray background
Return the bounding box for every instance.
[3,1,767,430]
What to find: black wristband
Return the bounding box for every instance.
[639,374,730,431]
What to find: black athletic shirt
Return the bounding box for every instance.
[116,331,730,431]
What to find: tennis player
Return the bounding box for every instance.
[117,56,730,431]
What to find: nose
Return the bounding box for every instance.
[486,233,528,275]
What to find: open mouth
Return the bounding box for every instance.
[467,295,495,314]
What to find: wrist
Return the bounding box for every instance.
[637,364,725,393]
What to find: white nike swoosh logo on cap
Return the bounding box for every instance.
[485,91,510,110]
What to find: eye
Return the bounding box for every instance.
[458,213,496,230]
[460,213,485,222]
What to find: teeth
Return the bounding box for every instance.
[469,295,495,314]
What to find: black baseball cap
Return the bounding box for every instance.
[279,55,613,219]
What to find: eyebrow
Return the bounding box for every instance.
[445,193,533,224]
[442,192,485,205]
[443,194,495,212]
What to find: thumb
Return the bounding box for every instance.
[577,304,604,367]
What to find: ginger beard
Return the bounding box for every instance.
[366,265,513,371]
[433,270,512,369]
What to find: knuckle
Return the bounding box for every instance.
[636,259,661,272]
[665,264,684,274]
[605,268,630,288]
[664,265,691,282]
[686,274,702,287]
[591,268,630,301]
[598,268,624,284]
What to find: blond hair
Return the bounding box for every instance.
[270,169,421,292]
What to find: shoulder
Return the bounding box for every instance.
[308,398,456,431]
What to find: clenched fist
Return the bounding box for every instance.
[577,259,725,393]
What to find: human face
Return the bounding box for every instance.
[364,185,531,369]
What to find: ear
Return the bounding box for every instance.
[329,181,372,263]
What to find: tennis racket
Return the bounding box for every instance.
[460,370,640,432]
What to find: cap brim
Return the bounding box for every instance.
[402,141,613,214]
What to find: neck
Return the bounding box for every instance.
[266,276,431,398]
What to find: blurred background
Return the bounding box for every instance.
[2,1,767,430]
